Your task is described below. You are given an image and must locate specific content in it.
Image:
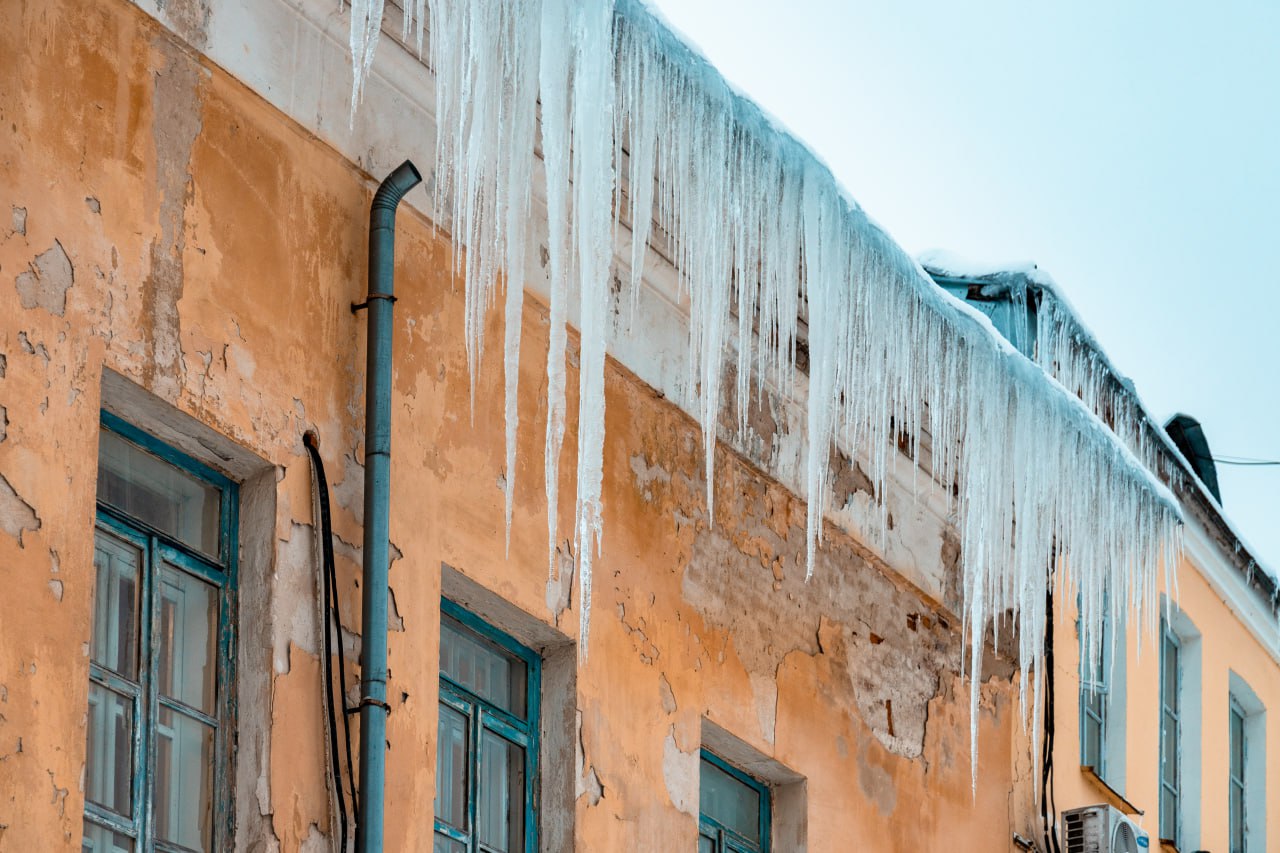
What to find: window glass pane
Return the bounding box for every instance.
[1160,711,1179,788]
[1158,625,1180,845]
[1081,636,1105,689]
[435,703,469,832]
[91,531,141,680]
[157,564,218,714]
[1161,635,1179,713]
[440,616,527,718]
[1160,787,1177,841]
[700,758,761,844]
[698,833,717,853]
[478,730,526,852]
[83,820,134,853]
[84,683,134,819]
[1082,710,1101,769]
[1229,703,1246,852]
[433,835,466,853]
[1230,705,1245,778]
[154,707,214,852]
[1229,780,1244,851]
[97,429,221,558]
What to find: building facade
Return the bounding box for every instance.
[0,2,1274,853]
[929,262,1280,853]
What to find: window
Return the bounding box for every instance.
[83,414,237,853]
[1079,612,1111,777]
[434,601,540,853]
[1227,672,1267,853]
[698,751,770,853]
[1159,618,1181,845]
[1229,695,1247,853]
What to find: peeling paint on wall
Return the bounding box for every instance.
[0,475,40,546]
[658,672,677,715]
[273,522,320,675]
[675,444,969,759]
[546,538,574,620]
[14,240,74,316]
[855,735,898,818]
[141,37,203,399]
[662,728,698,818]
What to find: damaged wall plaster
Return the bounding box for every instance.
[14,241,74,316]
[0,475,40,546]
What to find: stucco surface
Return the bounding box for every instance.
[0,1,1037,850]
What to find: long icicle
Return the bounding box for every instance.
[539,0,574,587]
[568,0,617,653]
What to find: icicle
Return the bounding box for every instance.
[401,0,426,55]
[348,0,385,121]
[503,272,524,557]
[567,0,618,653]
[615,21,659,328]
[800,163,837,579]
[424,0,542,552]
[539,0,575,589]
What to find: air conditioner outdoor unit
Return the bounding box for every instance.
[1061,804,1150,853]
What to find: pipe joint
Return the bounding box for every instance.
[370,161,424,219]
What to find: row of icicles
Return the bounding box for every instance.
[345,0,1182,781]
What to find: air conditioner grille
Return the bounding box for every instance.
[1063,807,1103,853]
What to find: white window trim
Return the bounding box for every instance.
[1159,599,1203,850]
[1229,671,1267,853]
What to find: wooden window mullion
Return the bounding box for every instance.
[470,700,482,853]
[140,533,159,853]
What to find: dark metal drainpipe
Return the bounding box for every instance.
[355,160,421,853]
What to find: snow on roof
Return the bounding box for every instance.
[918,248,1049,285]
[920,250,1278,587]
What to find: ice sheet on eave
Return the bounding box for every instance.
[920,256,1181,513]
[346,0,1185,782]
[922,247,1277,586]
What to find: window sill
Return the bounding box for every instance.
[1079,766,1143,816]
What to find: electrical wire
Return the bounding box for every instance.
[1041,575,1061,853]
[1213,455,1280,467]
[305,432,360,848]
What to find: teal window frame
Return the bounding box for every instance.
[84,411,238,852]
[1228,695,1247,853]
[1078,612,1111,778]
[434,599,541,853]
[698,750,771,853]
[1159,619,1181,846]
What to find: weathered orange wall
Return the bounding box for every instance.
[0,0,1036,849]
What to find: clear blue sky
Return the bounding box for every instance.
[650,0,1280,573]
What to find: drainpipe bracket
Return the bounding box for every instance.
[351,292,398,313]
[352,696,392,714]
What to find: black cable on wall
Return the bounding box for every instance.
[305,432,360,848]
[1041,575,1061,853]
